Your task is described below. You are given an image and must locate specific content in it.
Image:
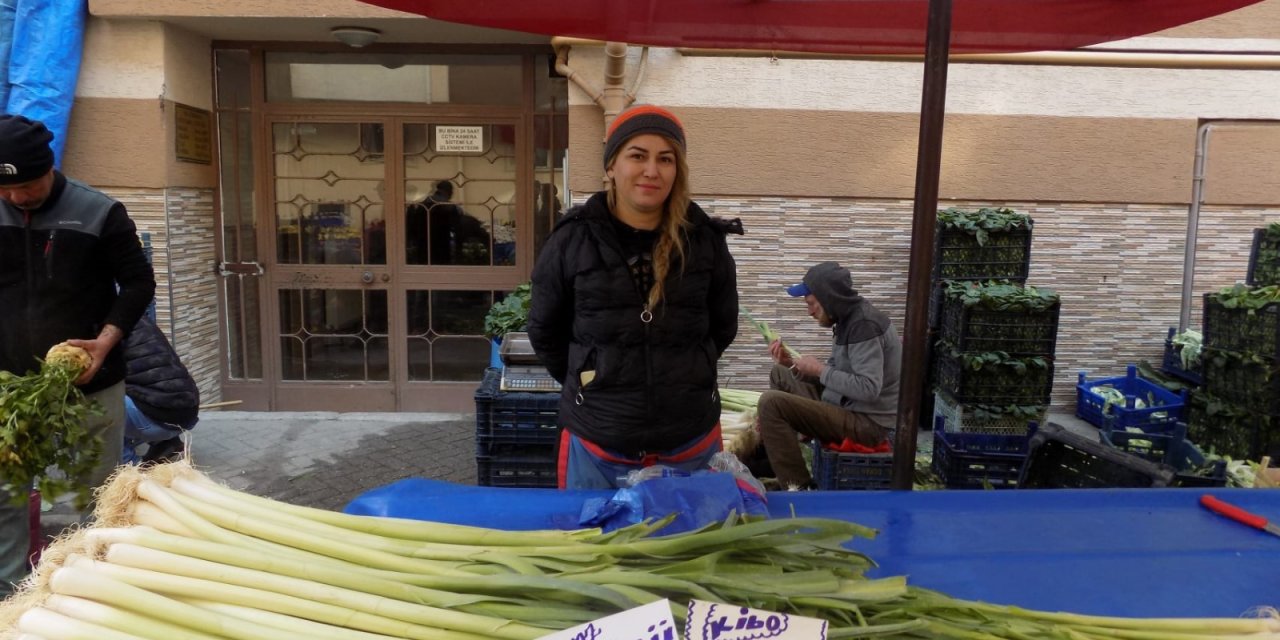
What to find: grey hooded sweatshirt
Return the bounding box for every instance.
[802,262,902,428]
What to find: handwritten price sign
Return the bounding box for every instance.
[536,600,825,640]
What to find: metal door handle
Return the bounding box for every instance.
[216,261,264,277]
[381,273,391,283]
[361,271,375,284]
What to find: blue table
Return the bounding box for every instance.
[346,481,1280,619]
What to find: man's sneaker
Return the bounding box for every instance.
[142,437,185,464]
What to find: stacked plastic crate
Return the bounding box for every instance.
[921,208,1035,429]
[473,368,560,487]
[926,208,1059,489]
[1191,223,1280,462]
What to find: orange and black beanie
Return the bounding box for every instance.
[603,105,685,168]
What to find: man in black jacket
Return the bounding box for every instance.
[0,114,156,596]
[122,315,200,464]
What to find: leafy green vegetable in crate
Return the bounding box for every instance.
[943,280,1059,311]
[937,206,1031,246]
[1171,329,1203,370]
[954,349,1050,374]
[1092,384,1169,420]
[967,401,1046,423]
[1,343,103,509]
[483,283,532,339]
[1213,283,1280,311]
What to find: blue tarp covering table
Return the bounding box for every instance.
[346,481,1280,619]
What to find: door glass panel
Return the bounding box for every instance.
[406,289,492,382]
[215,49,262,380]
[279,289,389,381]
[274,122,386,265]
[223,275,262,380]
[403,123,516,266]
[265,53,521,105]
[533,114,567,258]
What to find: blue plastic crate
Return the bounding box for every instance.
[474,368,560,456]
[810,440,894,490]
[930,416,1037,490]
[1100,419,1187,466]
[476,453,558,488]
[1167,437,1228,488]
[1076,364,1187,430]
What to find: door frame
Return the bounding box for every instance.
[218,47,541,411]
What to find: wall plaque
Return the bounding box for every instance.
[174,103,213,164]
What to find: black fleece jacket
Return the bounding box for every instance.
[527,192,740,455]
[0,172,156,393]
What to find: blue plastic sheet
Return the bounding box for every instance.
[346,481,1280,619]
[7,0,87,164]
[579,473,768,534]
[0,0,15,108]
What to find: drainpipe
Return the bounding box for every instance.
[1180,120,1280,333]
[551,38,650,186]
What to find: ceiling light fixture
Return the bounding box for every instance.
[331,26,381,48]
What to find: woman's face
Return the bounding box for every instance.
[606,133,677,222]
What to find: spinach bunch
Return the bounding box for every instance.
[944,280,1060,312]
[1213,283,1280,311]
[0,344,103,509]
[483,283,532,339]
[937,207,1031,246]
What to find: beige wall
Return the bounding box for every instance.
[1155,0,1280,39]
[568,105,1280,206]
[70,19,216,189]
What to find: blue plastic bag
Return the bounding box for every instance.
[579,471,768,535]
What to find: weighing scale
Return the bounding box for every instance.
[498,332,562,393]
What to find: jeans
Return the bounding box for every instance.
[0,381,125,598]
[557,425,724,490]
[122,396,183,464]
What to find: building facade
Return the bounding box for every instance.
[68,0,1280,411]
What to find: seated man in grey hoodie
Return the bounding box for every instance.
[758,261,902,489]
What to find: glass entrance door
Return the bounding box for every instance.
[265,117,522,411]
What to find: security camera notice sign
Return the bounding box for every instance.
[536,599,827,640]
[434,125,485,153]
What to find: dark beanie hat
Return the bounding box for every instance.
[602,105,685,169]
[0,115,55,185]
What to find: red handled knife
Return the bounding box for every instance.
[1200,494,1280,539]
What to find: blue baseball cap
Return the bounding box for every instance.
[786,282,811,297]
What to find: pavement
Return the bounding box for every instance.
[38,407,1099,541]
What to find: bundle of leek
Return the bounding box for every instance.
[3,463,1277,639]
[740,305,801,359]
[719,388,762,456]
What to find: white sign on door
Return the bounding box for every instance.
[435,125,485,153]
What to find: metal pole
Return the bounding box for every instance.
[892,0,952,489]
[1179,122,1212,334]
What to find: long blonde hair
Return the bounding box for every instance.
[606,136,692,311]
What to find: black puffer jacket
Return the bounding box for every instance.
[124,315,200,429]
[528,192,739,455]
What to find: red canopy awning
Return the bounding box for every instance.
[358,0,1262,54]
